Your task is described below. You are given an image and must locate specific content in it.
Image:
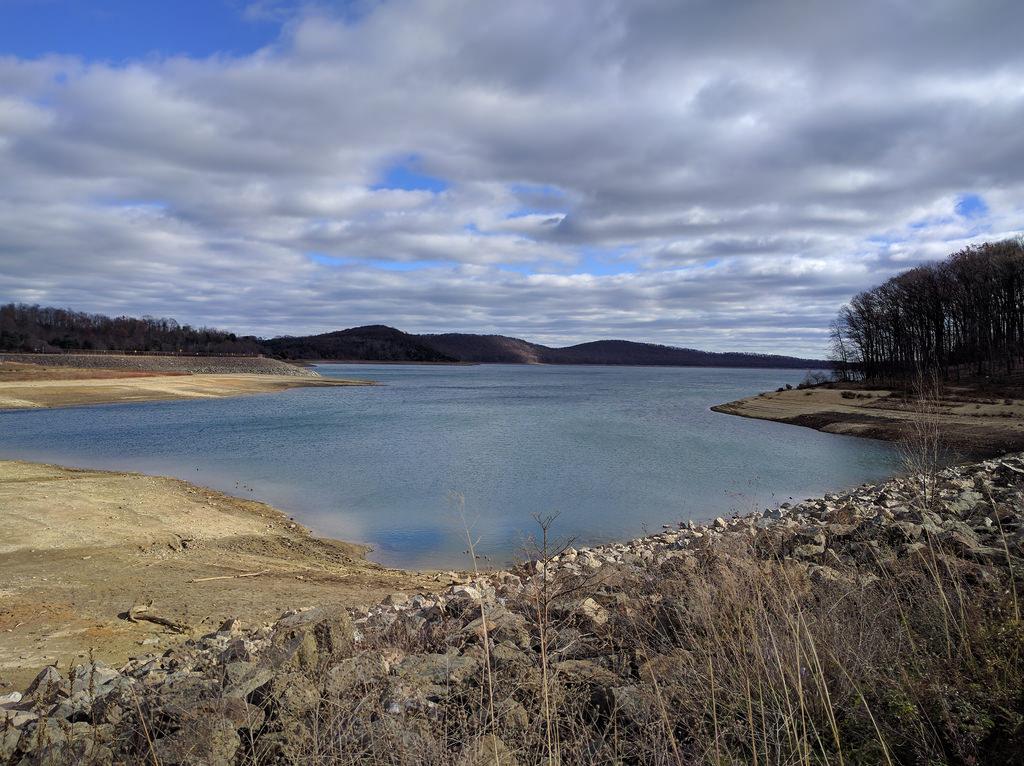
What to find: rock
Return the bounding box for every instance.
[19,722,114,766]
[0,708,36,728]
[324,655,386,696]
[154,715,241,766]
[449,584,483,605]
[398,652,482,687]
[222,660,276,699]
[574,597,610,628]
[383,592,411,607]
[0,691,21,706]
[609,684,653,724]
[216,617,244,635]
[0,727,18,763]
[70,661,121,695]
[269,607,355,670]
[891,521,924,542]
[24,666,65,702]
[555,658,624,690]
[463,605,530,648]
[809,565,849,584]
[793,543,826,559]
[458,734,520,766]
[261,671,320,718]
[940,528,981,553]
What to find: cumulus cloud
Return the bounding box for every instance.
[1,0,1023,356]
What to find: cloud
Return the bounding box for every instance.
[1,0,1023,356]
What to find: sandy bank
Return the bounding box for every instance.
[713,385,1024,456]
[0,461,439,691]
[0,353,315,376]
[0,367,369,410]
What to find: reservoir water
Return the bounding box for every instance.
[0,364,898,568]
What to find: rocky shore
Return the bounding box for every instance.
[4,453,1022,764]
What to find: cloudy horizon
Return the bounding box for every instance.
[1,0,1022,356]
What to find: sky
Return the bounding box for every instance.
[1,0,1022,356]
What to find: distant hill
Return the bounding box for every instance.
[263,325,457,363]
[271,326,827,369]
[0,304,827,369]
[419,333,547,364]
[538,339,823,368]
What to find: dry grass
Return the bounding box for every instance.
[89,513,1024,765]
[222,535,1021,766]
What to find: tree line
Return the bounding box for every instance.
[0,304,264,355]
[830,238,1024,383]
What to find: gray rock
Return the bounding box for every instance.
[574,597,610,628]
[70,662,121,695]
[154,715,241,766]
[269,606,355,670]
[222,660,276,699]
[457,734,520,766]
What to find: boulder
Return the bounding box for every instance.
[574,597,610,628]
[153,715,240,766]
[457,734,520,766]
[222,660,276,699]
[269,607,355,670]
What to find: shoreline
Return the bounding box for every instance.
[0,370,371,411]
[712,385,1024,457]
[0,460,446,691]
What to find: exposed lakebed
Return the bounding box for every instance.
[0,364,898,568]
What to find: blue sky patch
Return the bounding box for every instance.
[575,246,638,276]
[504,208,565,220]
[0,1,287,60]
[307,252,448,271]
[372,155,449,193]
[955,193,989,219]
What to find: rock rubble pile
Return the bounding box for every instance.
[3,454,1022,764]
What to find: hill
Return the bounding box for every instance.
[262,325,457,363]
[0,304,826,369]
[287,328,826,369]
[539,339,822,368]
[417,333,547,363]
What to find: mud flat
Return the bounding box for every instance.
[0,461,439,691]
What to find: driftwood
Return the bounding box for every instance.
[122,603,189,634]
[189,569,270,583]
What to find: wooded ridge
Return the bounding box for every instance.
[0,305,826,369]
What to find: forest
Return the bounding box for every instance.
[0,304,264,355]
[830,238,1024,383]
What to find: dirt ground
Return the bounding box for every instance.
[0,461,446,692]
[713,385,1024,456]
[0,361,368,410]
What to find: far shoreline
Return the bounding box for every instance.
[312,359,830,371]
[712,385,1024,458]
[0,359,374,411]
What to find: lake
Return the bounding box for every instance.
[0,364,898,569]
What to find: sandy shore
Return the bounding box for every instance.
[0,461,444,692]
[0,364,369,410]
[713,386,1024,456]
